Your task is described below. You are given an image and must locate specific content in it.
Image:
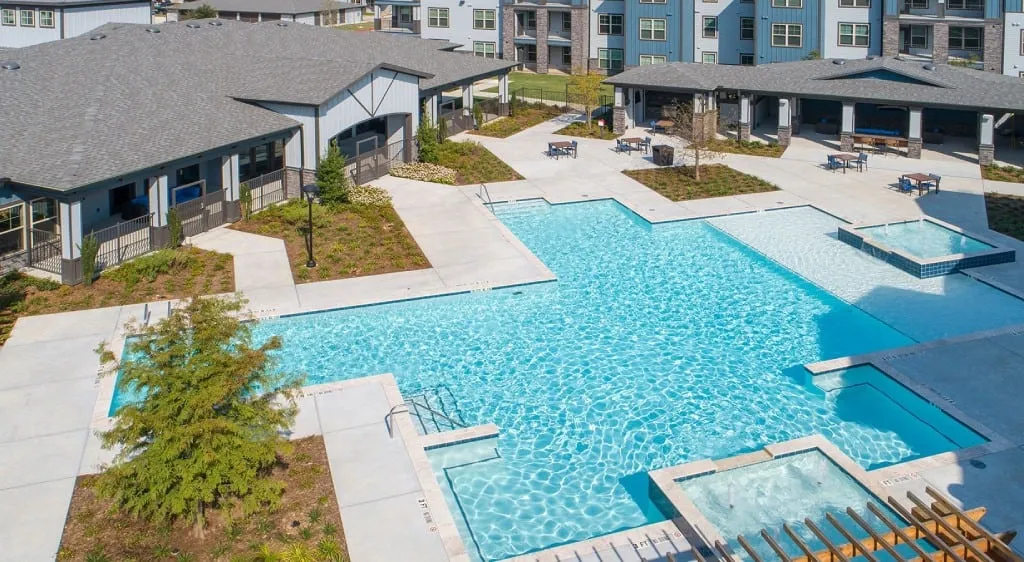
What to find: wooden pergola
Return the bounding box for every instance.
[675,487,1022,562]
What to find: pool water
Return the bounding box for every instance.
[678,450,931,561]
[110,200,1019,561]
[858,220,993,259]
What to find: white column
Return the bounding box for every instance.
[841,101,855,134]
[979,113,994,146]
[59,200,82,260]
[462,83,474,112]
[778,98,791,127]
[740,95,751,125]
[908,107,923,140]
[614,86,624,107]
[424,94,439,126]
[221,154,240,202]
[148,175,169,227]
[498,74,509,104]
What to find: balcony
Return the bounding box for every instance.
[501,0,586,7]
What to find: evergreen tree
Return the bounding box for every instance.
[97,296,303,538]
[316,142,350,205]
[184,4,217,19]
[417,112,440,164]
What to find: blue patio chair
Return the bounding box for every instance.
[642,136,652,153]
[855,152,868,171]
[571,140,578,159]
[928,173,942,192]
[897,177,914,193]
[615,139,625,154]
[826,155,841,172]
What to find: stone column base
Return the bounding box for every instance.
[738,123,751,142]
[979,144,995,166]
[840,132,854,152]
[907,138,922,159]
[224,200,242,223]
[777,126,792,147]
[613,106,626,134]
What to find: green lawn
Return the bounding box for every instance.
[982,164,1024,184]
[482,71,613,99]
[470,103,565,139]
[706,139,786,158]
[985,192,1024,241]
[555,121,619,140]
[623,164,779,202]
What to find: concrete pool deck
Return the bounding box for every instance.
[2,113,1024,561]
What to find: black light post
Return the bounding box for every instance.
[301,183,320,268]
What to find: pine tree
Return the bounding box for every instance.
[97,296,303,538]
[417,112,440,164]
[316,142,349,205]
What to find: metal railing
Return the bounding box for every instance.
[477,184,495,211]
[92,214,152,271]
[242,168,287,215]
[385,398,466,438]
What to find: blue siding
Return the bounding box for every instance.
[1007,0,1023,13]
[984,0,1003,18]
[884,0,899,16]
[755,0,820,63]
[625,0,683,65]
[681,0,694,62]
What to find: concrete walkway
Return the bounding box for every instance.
[190,227,299,313]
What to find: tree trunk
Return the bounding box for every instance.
[193,503,206,539]
[694,150,702,181]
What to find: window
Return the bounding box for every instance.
[639,18,666,40]
[474,41,496,58]
[904,0,928,8]
[561,47,572,65]
[702,51,717,63]
[838,23,869,46]
[473,9,495,30]
[522,43,537,62]
[949,26,981,51]
[20,8,34,26]
[740,17,754,40]
[909,25,928,48]
[598,13,623,35]
[947,0,981,9]
[2,8,15,25]
[772,0,802,6]
[771,23,802,46]
[427,7,448,28]
[702,16,717,38]
[398,6,411,23]
[0,204,24,254]
[639,54,667,65]
[38,9,52,27]
[598,48,624,69]
[740,53,755,65]
[562,14,571,32]
[519,10,536,30]
[839,0,870,6]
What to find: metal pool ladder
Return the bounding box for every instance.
[385,399,466,438]
[477,183,494,211]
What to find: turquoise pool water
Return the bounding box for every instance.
[111,200,1013,561]
[678,450,932,562]
[858,220,993,258]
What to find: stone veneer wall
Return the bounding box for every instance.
[932,22,949,64]
[983,20,1003,73]
[536,9,550,73]
[570,8,589,72]
[501,6,516,64]
[883,17,899,56]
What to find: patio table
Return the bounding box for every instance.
[548,141,576,159]
[832,153,859,174]
[902,173,935,196]
[619,137,647,154]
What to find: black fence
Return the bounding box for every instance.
[175,189,226,239]
[0,229,63,276]
[508,87,615,119]
[346,139,406,185]
[243,168,287,215]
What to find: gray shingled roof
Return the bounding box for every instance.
[170,0,364,15]
[0,20,514,192]
[605,57,1024,113]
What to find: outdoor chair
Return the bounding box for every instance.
[642,137,652,153]
[615,139,630,155]
[897,177,914,194]
[826,155,842,172]
[854,153,868,172]
[928,173,942,192]
[570,140,578,159]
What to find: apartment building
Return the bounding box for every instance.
[0,0,150,48]
[379,0,1023,75]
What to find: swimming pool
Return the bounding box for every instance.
[111,200,1024,561]
[857,220,993,259]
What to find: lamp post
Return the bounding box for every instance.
[301,183,320,268]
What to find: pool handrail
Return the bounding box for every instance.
[385,399,467,438]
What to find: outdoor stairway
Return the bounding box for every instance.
[404,386,468,435]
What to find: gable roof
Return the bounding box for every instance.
[169,0,364,15]
[605,57,1024,113]
[0,20,514,192]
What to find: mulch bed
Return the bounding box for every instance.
[623,164,779,202]
[985,192,1024,241]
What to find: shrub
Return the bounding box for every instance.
[390,162,457,185]
[264,200,332,230]
[103,249,191,287]
[240,182,252,219]
[417,113,440,164]
[79,233,100,286]
[472,104,484,129]
[317,538,345,562]
[348,185,392,206]
[437,116,448,143]
[167,208,184,248]
[316,143,350,205]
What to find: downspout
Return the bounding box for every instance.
[60,8,65,39]
[314,105,321,169]
[298,127,306,183]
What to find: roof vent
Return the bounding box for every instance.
[276,22,288,26]
[145,27,160,33]
[89,33,106,40]
[832,59,846,65]
[186,22,201,28]
[0,61,20,71]
[923,63,936,71]
[208,20,222,26]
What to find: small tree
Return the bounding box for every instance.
[316,142,350,205]
[319,0,338,26]
[472,104,484,130]
[664,98,720,181]
[568,69,605,129]
[417,112,440,164]
[167,208,184,248]
[183,3,217,19]
[79,233,100,286]
[803,50,821,61]
[239,182,252,220]
[97,295,303,538]
[437,116,448,143]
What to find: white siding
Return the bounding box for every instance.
[0,7,62,47]
[257,102,317,168]
[295,12,315,24]
[65,2,150,37]
[1003,13,1024,77]
[343,7,362,24]
[420,0,500,53]
[821,3,880,59]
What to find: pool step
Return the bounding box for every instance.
[404,386,468,436]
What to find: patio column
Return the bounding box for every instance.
[498,74,510,104]
[462,83,474,116]
[148,174,170,249]
[908,107,923,159]
[613,86,626,134]
[840,101,856,152]
[738,94,752,141]
[423,94,439,127]
[777,97,792,146]
[59,199,83,284]
[222,154,241,221]
[979,113,995,166]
